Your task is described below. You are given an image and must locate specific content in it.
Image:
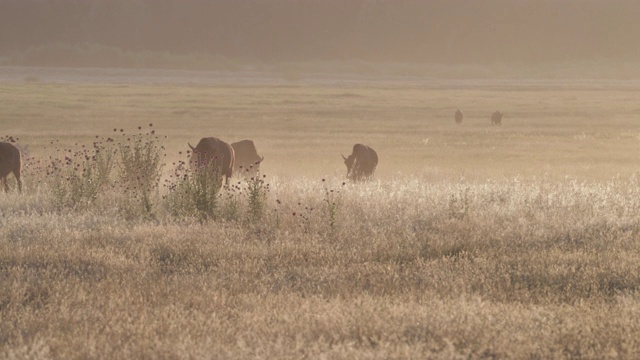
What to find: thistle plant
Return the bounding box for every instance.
[322,178,344,231]
[220,181,243,222]
[116,125,164,217]
[46,137,117,210]
[164,160,222,222]
[245,171,269,224]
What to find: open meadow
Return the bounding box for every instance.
[2,68,640,358]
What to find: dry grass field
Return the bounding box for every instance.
[2,69,640,358]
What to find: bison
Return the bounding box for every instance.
[491,111,503,125]
[188,137,235,186]
[342,144,378,182]
[0,142,22,193]
[231,140,264,176]
[455,109,464,124]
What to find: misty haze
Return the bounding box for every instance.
[2,1,640,358]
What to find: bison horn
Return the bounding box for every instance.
[188,143,196,152]
[260,155,265,162]
[342,154,347,161]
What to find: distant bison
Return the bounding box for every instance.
[455,109,464,124]
[189,137,235,186]
[231,140,264,176]
[0,142,22,193]
[342,144,378,181]
[491,111,503,125]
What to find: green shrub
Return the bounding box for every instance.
[245,172,269,224]
[117,126,163,217]
[322,179,344,231]
[164,162,222,221]
[47,139,116,210]
[220,182,243,222]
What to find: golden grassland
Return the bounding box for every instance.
[2,76,640,358]
[2,80,639,180]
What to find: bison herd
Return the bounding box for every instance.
[186,137,378,188]
[1,108,510,192]
[0,136,378,194]
[454,109,505,126]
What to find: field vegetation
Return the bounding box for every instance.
[1,74,640,358]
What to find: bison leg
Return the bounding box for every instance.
[14,171,22,193]
[225,169,233,186]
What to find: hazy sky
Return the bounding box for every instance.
[1,0,639,65]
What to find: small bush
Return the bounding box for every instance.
[165,161,223,221]
[117,126,164,217]
[322,179,345,231]
[47,138,116,210]
[245,172,269,224]
[220,182,243,222]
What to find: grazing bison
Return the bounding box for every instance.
[188,137,235,185]
[342,144,378,182]
[455,109,464,124]
[0,142,22,193]
[491,111,503,125]
[231,140,264,176]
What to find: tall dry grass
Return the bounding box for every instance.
[2,78,640,358]
[2,167,640,358]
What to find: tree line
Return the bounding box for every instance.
[1,0,639,66]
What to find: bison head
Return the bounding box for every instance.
[342,153,357,179]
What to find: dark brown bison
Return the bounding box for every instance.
[491,111,503,125]
[0,142,22,193]
[188,137,235,185]
[342,144,378,181]
[455,109,464,124]
[231,140,264,176]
